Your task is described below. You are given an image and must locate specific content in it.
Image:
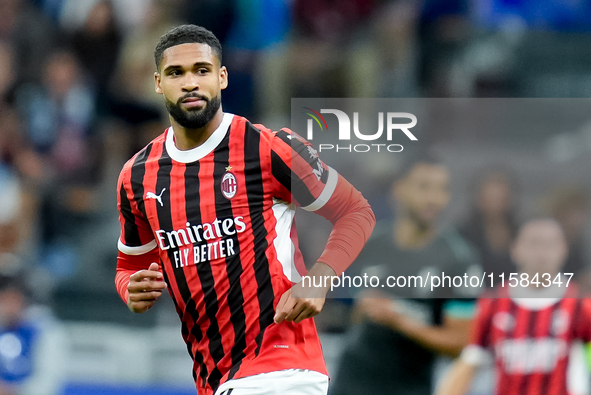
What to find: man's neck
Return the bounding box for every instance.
[170,109,224,151]
[394,217,436,250]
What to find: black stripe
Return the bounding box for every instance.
[130,143,153,219]
[271,151,316,207]
[244,122,275,356]
[154,155,207,388]
[184,159,225,389]
[212,134,247,382]
[271,151,291,192]
[119,182,141,246]
[276,128,329,183]
[184,160,217,388]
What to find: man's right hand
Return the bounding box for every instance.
[127,262,167,313]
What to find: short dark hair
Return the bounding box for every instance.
[154,24,222,71]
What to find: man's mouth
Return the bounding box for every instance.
[181,97,206,108]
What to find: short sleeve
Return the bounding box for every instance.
[270,128,338,211]
[117,167,156,255]
[459,297,495,367]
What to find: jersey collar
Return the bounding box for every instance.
[509,278,567,310]
[166,113,234,163]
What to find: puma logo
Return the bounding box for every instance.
[146,188,166,207]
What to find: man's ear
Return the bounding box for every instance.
[220,66,228,90]
[155,72,163,94]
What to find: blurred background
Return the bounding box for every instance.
[3,0,591,394]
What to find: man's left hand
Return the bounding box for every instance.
[273,262,335,324]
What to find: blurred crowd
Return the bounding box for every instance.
[2,0,591,393]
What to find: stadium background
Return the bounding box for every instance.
[2,0,591,394]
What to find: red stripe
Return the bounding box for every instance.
[506,303,533,395]
[547,298,574,395]
[525,305,553,395]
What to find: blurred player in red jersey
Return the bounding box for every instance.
[114,25,375,395]
[436,218,591,395]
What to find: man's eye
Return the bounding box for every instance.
[198,69,208,74]
[169,70,181,76]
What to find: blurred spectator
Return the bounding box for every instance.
[0,140,52,301]
[70,0,122,114]
[108,0,177,155]
[436,218,591,395]
[458,168,519,287]
[112,0,178,109]
[289,0,378,98]
[473,0,591,31]
[15,48,96,183]
[293,0,374,44]
[0,42,17,105]
[28,0,67,23]
[0,0,56,85]
[542,186,591,282]
[14,47,101,282]
[0,168,25,278]
[0,276,64,395]
[0,277,35,395]
[369,0,422,97]
[418,0,471,96]
[59,0,150,32]
[223,0,289,119]
[331,154,480,395]
[179,0,235,44]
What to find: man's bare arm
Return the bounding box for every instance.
[358,297,472,357]
[434,359,476,395]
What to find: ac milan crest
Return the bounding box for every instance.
[221,172,238,199]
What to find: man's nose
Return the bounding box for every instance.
[182,73,199,92]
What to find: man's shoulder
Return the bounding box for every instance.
[230,116,301,153]
[232,115,300,141]
[120,130,168,177]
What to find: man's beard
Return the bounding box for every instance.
[406,206,434,232]
[165,93,222,129]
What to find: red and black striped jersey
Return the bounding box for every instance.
[116,113,336,394]
[466,285,591,395]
